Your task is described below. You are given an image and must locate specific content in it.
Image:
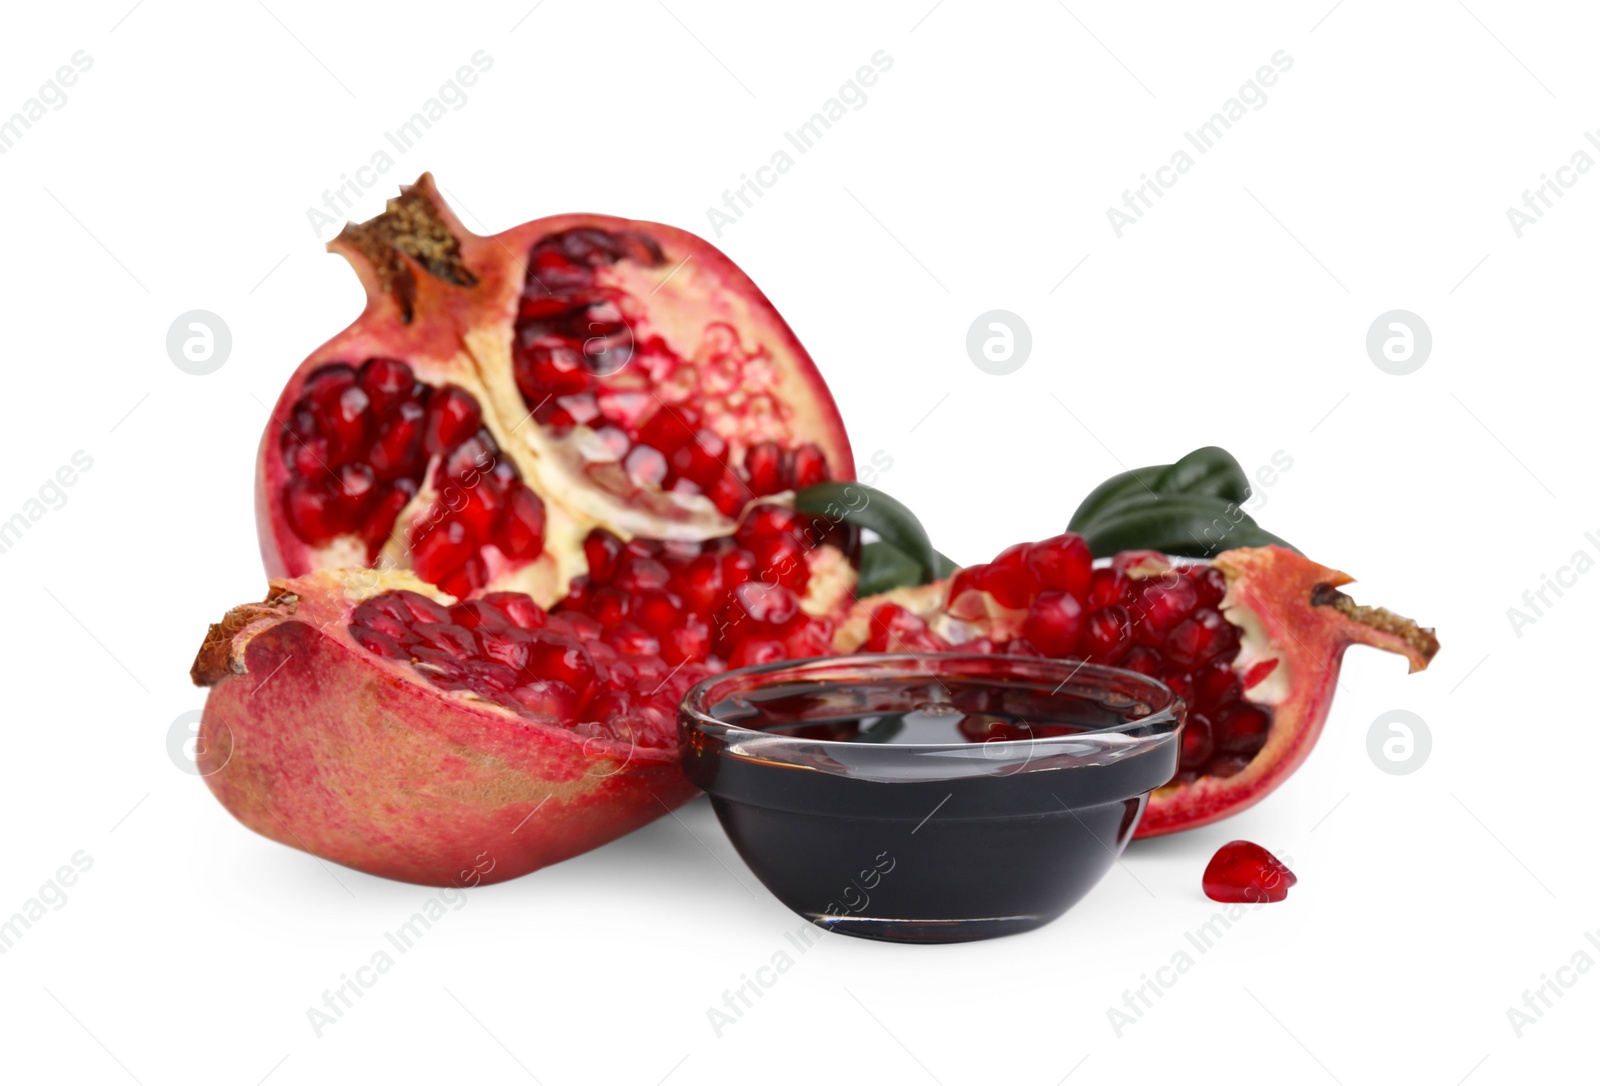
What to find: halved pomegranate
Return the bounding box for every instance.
[834,536,1438,836]
[190,570,707,886]
[258,175,853,604]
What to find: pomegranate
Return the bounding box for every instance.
[1202,840,1297,903]
[189,570,708,886]
[832,536,1438,837]
[258,174,853,604]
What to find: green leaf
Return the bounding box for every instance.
[857,540,926,595]
[1152,446,1251,504]
[1066,463,1164,532]
[1076,494,1295,559]
[795,482,939,583]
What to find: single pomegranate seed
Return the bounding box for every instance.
[393,590,451,624]
[448,600,505,630]
[1121,646,1162,677]
[707,471,750,516]
[945,567,989,621]
[609,623,661,657]
[1086,568,1132,609]
[1179,713,1214,770]
[615,557,671,592]
[454,479,505,541]
[414,622,477,659]
[790,443,828,489]
[481,591,546,629]
[750,534,808,591]
[863,604,946,653]
[1159,668,1196,711]
[584,529,625,583]
[367,400,426,481]
[499,486,546,559]
[350,625,407,659]
[1193,659,1243,710]
[1082,605,1131,664]
[411,518,473,584]
[979,543,1035,609]
[676,553,725,613]
[351,602,412,643]
[1024,534,1092,601]
[359,357,416,413]
[587,587,631,628]
[523,632,596,702]
[1214,703,1272,754]
[1242,658,1280,690]
[424,387,483,455]
[1186,564,1228,608]
[729,581,800,629]
[1132,575,1199,644]
[512,679,580,721]
[1164,608,1239,669]
[1202,841,1296,903]
[285,478,345,539]
[1022,592,1084,657]
[745,441,786,494]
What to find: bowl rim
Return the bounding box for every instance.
[678,652,1184,780]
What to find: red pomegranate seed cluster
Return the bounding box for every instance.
[864,534,1274,781]
[347,588,705,748]
[1202,840,1297,903]
[279,360,547,596]
[560,504,840,669]
[512,228,831,514]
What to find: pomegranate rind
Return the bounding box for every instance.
[1134,546,1435,837]
[257,174,854,603]
[193,570,693,886]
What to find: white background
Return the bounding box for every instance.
[0,1,1593,1082]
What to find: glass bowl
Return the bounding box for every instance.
[679,653,1182,943]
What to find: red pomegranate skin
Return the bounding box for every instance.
[195,574,694,886]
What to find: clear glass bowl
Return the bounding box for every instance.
[679,654,1183,943]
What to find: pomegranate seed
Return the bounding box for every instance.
[414,622,477,659]
[1132,575,1199,644]
[790,444,828,489]
[587,587,632,628]
[677,554,725,612]
[1179,713,1214,770]
[1186,564,1228,608]
[750,534,808,591]
[1082,606,1131,664]
[615,557,671,592]
[1193,659,1243,710]
[945,567,989,621]
[1024,534,1092,601]
[863,604,946,653]
[424,387,483,454]
[1202,841,1296,903]
[302,364,356,406]
[411,518,473,584]
[358,357,416,413]
[745,441,786,494]
[707,471,751,516]
[665,614,712,664]
[523,633,596,702]
[729,581,800,630]
[513,679,580,721]
[368,400,426,481]
[481,591,546,629]
[448,600,506,630]
[637,407,697,455]
[350,625,407,659]
[1022,592,1084,657]
[584,529,625,582]
[979,543,1036,609]
[1214,703,1272,754]
[351,602,412,643]
[476,626,538,671]
[285,478,345,539]
[1241,658,1279,690]
[324,385,372,464]
[393,590,451,625]
[1165,608,1239,669]
[609,623,661,657]
[1086,568,1132,609]
[1121,646,1162,677]
[499,486,546,559]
